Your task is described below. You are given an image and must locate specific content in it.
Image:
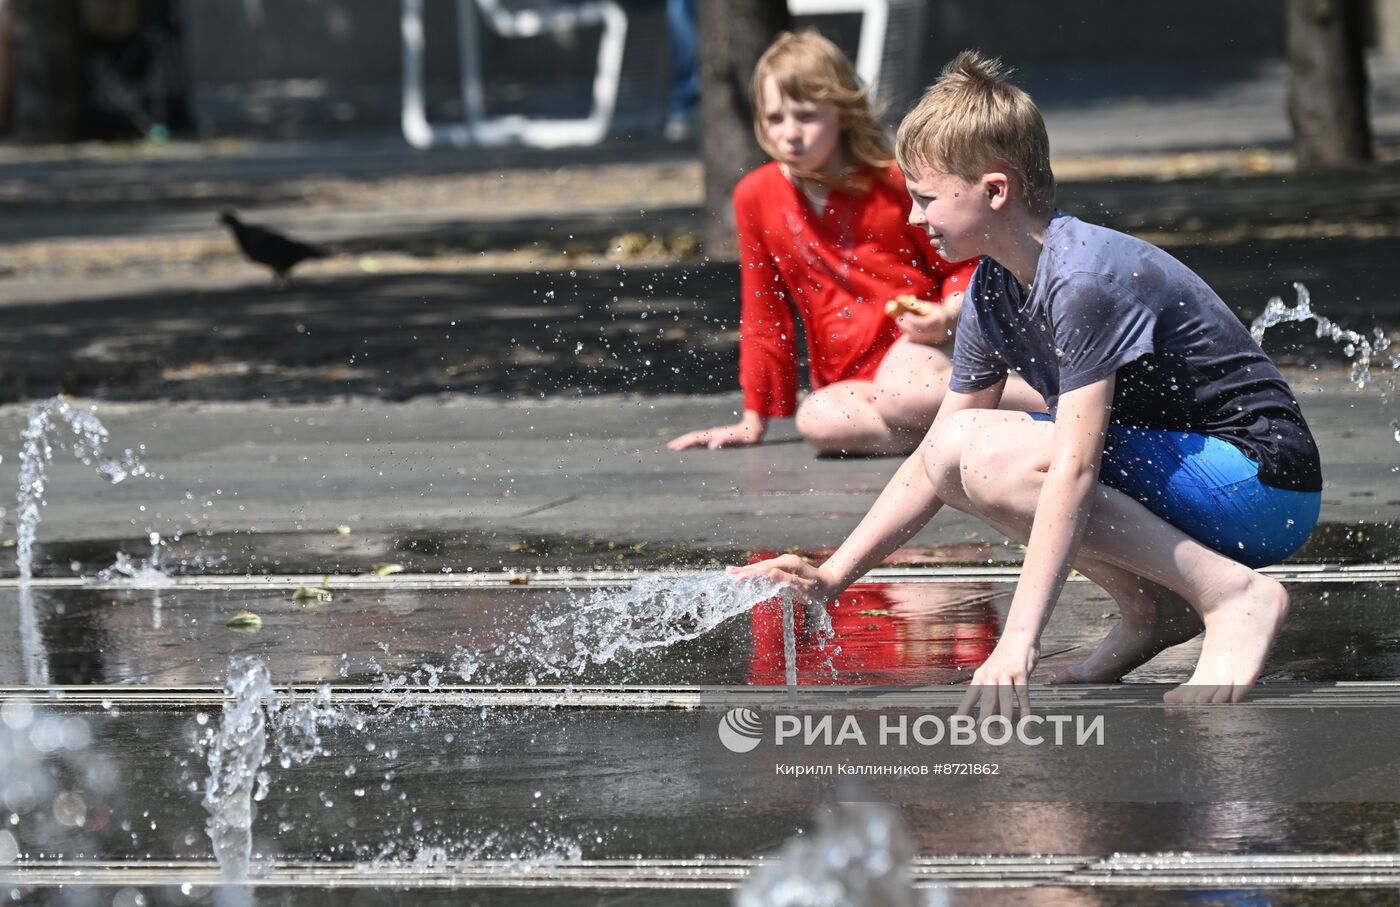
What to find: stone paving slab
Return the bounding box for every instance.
[0,371,1391,557]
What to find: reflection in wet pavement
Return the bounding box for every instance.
[5,569,1400,902]
[4,579,1397,687]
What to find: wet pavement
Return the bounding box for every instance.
[6,577,1400,688]
[0,369,1392,554]
[0,364,1395,900]
[5,566,1400,898]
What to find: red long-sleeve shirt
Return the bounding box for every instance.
[734,162,979,418]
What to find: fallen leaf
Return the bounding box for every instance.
[227,611,262,630]
[668,233,699,256]
[508,576,530,586]
[293,586,332,604]
[335,526,352,535]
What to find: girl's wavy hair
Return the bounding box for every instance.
[750,30,894,194]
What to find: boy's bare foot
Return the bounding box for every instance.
[1163,573,1289,704]
[1047,610,1203,684]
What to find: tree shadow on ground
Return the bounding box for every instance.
[0,261,747,403]
[1,230,1398,406]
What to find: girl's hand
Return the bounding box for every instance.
[895,304,956,346]
[957,638,1039,721]
[727,554,839,606]
[667,418,764,451]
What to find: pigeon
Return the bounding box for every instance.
[219,210,326,286]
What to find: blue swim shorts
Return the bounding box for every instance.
[1029,412,1320,568]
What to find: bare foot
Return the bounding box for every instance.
[1163,574,1289,704]
[1048,610,1203,684]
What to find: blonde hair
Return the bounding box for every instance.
[750,30,893,194]
[896,50,1055,214]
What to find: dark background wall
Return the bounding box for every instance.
[176,0,1357,139]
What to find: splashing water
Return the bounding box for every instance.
[90,533,171,628]
[15,398,150,684]
[1250,282,1399,403]
[274,684,344,769]
[0,698,101,867]
[471,572,829,688]
[782,595,798,688]
[735,802,918,907]
[201,657,357,881]
[17,396,148,584]
[92,532,172,589]
[202,656,274,881]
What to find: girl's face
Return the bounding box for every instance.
[760,75,843,175]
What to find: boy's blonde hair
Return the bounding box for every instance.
[750,30,893,194]
[896,50,1055,214]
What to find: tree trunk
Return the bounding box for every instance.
[1287,0,1373,167]
[9,0,84,144]
[698,0,790,258]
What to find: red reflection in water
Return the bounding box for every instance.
[747,584,1006,686]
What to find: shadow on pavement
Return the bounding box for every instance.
[1,230,1397,404]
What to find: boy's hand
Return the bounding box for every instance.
[667,414,766,451]
[956,639,1039,721]
[727,554,838,606]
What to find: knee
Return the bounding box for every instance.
[870,352,950,430]
[959,425,1033,512]
[795,389,861,449]
[795,391,845,447]
[870,381,943,433]
[920,409,983,496]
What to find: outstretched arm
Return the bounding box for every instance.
[667,410,768,450]
[669,183,794,451]
[728,382,1005,600]
[959,375,1114,718]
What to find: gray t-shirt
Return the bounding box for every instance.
[950,213,1322,492]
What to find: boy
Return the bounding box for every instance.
[730,51,1322,712]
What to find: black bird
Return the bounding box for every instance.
[219,209,327,286]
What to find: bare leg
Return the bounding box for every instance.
[796,380,922,455]
[944,411,1289,701]
[796,338,1044,456]
[972,501,1205,682]
[1047,558,1203,683]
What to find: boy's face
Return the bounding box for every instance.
[760,76,843,175]
[904,167,991,262]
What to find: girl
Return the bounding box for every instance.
[667,31,1041,456]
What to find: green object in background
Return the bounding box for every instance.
[226,610,262,630]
